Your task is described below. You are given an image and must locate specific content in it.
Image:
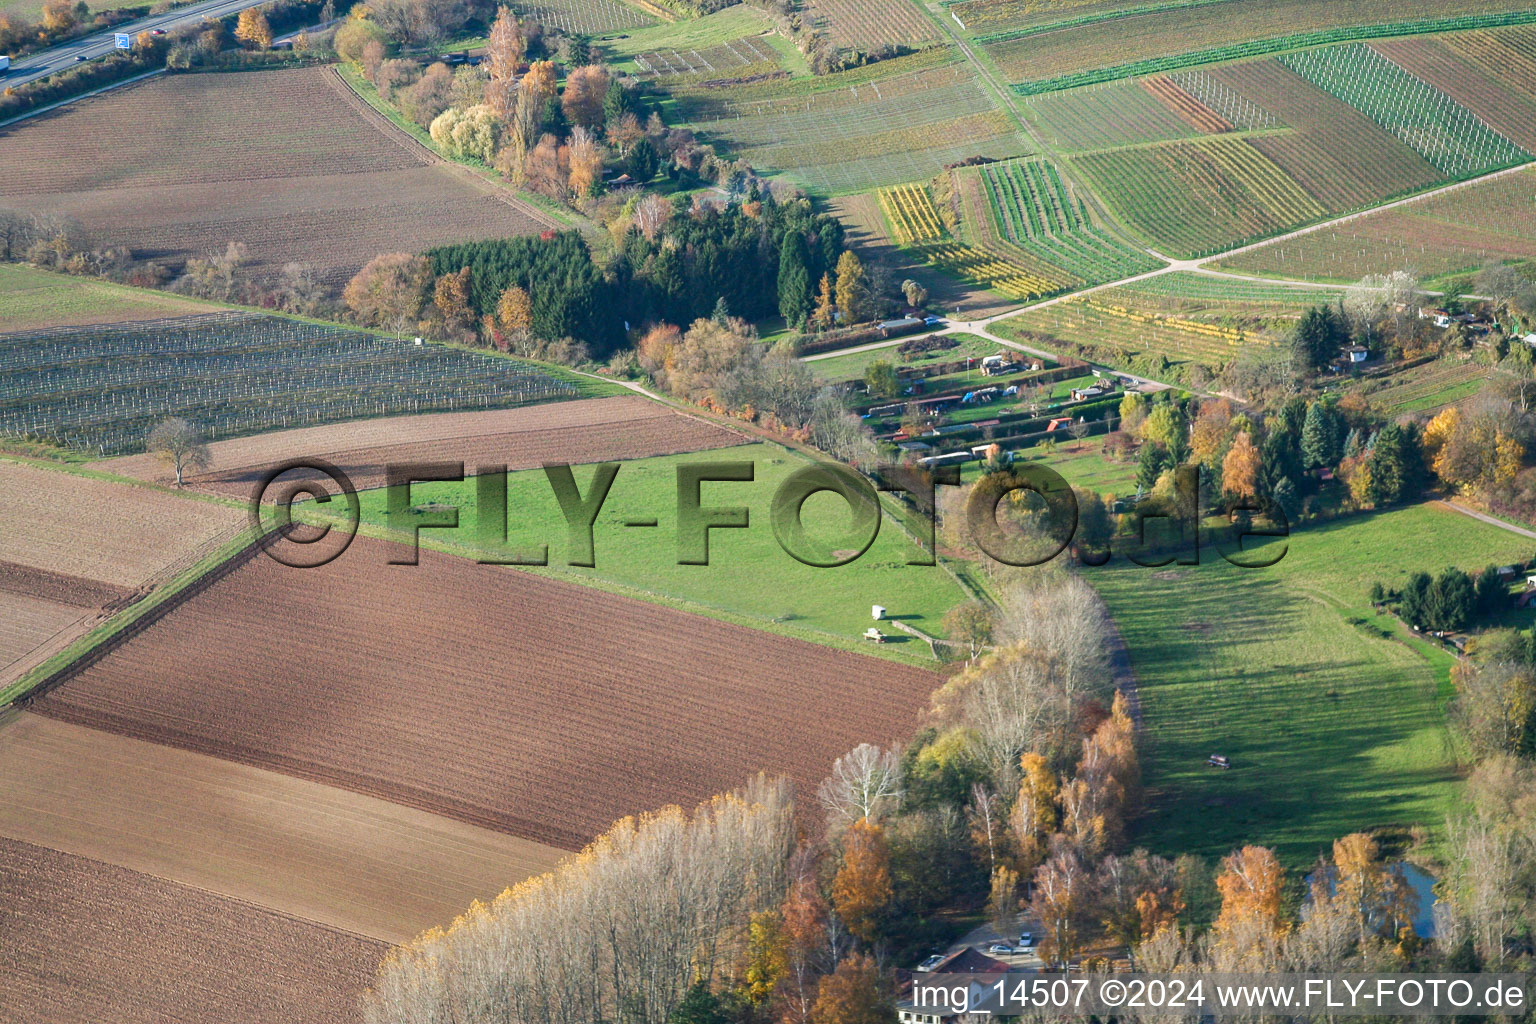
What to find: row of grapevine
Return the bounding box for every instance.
[874,184,1060,300]
[1195,136,1326,223]
[978,159,1162,285]
[1009,297,1263,368]
[1010,9,1536,94]
[877,183,946,244]
[0,313,579,456]
[1167,69,1278,130]
[1280,43,1531,178]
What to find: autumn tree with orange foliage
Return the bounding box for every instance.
[1190,398,1234,467]
[496,284,532,333]
[1061,690,1139,856]
[1010,751,1059,876]
[810,953,892,1024]
[832,819,892,944]
[1211,845,1288,967]
[343,252,431,339]
[432,266,473,338]
[778,858,832,1024]
[561,64,611,129]
[1222,430,1261,501]
[1031,843,1091,966]
[566,126,605,198]
[235,8,272,48]
[484,7,525,85]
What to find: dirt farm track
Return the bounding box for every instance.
[31,536,943,850]
[0,66,553,283]
[0,837,385,1024]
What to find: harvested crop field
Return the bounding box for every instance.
[0,461,242,688]
[104,395,748,494]
[0,713,565,943]
[0,67,553,283]
[0,836,385,1024]
[32,537,943,850]
[0,462,242,589]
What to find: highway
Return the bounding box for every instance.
[1,0,266,88]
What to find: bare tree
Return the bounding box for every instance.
[816,743,902,826]
[146,417,210,486]
[998,573,1112,705]
[958,643,1071,783]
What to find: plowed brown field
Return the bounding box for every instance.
[33,537,943,850]
[0,713,564,943]
[0,67,552,283]
[0,836,385,1024]
[103,395,748,494]
[0,461,244,688]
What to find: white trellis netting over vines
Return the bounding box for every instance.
[1280,42,1531,178]
[0,312,579,456]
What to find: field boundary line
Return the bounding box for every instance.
[325,66,566,233]
[4,529,260,707]
[1434,499,1536,541]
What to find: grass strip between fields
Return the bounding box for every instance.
[1,526,259,706]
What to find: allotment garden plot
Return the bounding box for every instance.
[33,537,944,851]
[0,311,580,457]
[0,67,551,283]
[671,50,1031,194]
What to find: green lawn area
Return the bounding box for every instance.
[319,442,968,659]
[973,434,1138,495]
[1094,502,1531,868]
[0,263,220,332]
[807,333,1001,383]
